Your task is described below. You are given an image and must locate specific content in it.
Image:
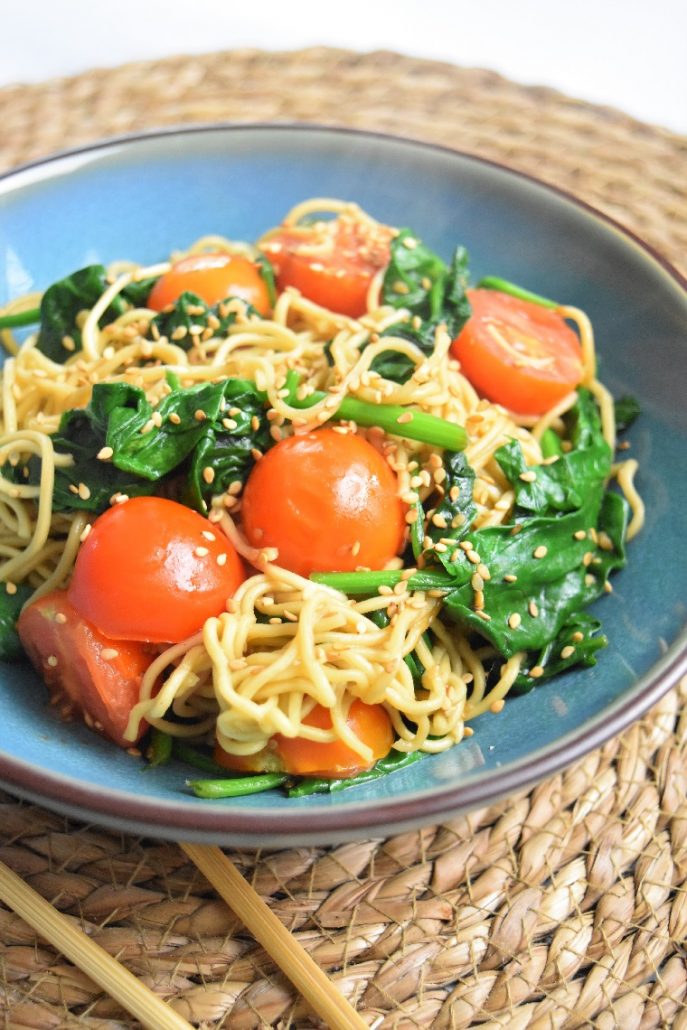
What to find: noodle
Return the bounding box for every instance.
[0,199,644,779]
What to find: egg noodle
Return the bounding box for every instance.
[0,199,644,767]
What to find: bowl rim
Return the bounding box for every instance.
[1,120,686,845]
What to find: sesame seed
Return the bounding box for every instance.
[46,655,58,668]
[477,564,491,581]
[530,666,545,678]
[54,612,67,624]
[473,590,485,610]
[101,648,119,661]
[68,484,79,495]
[5,581,17,595]
[216,553,227,566]
[604,581,613,593]
[533,545,548,559]
[560,645,575,659]
[251,448,263,461]
[168,412,182,425]
[467,550,481,565]
[508,612,521,629]
[396,412,414,425]
[77,483,91,501]
[503,574,518,583]
[490,699,505,713]
[475,610,492,621]
[62,335,76,351]
[471,573,484,591]
[151,411,163,428]
[393,280,409,295]
[171,326,188,340]
[583,551,594,567]
[97,446,114,461]
[202,466,215,485]
[519,470,537,483]
[573,529,587,540]
[140,419,155,435]
[269,617,282,625]
[378,585,394,596]
[195,547,209,558]
[222,418,238,431]
[432,513,448,529]
[351,540,361,556]
[597,531,614,551]
[528,600,539,618]
[405,509,419,524]
[571,631,584,642]
[202,530,216,541]
[585,574,596,587]
[463,725,474,737]
[194,409,207,422]
[251,416,261,432]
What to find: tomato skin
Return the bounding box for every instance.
[450,288,584,416]
[17,590,151,747]
[147,253,271,316]
[240,429,406,577]
[261,217,393,317]
[213,699,394,778]
[68,497,245,643]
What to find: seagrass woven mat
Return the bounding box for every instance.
[1,48,686,1029]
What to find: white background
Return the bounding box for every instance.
[1,0,685,134]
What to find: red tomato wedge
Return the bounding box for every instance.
[147,252,271,316]
[240,428,406,577]
[68,497,245,643]
[213,699,394,778]
[17,590,152,748]
[450,288,584,415]
[260,215,394,317]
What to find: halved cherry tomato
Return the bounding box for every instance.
[213,699,394,778]
[17,590,152,748]
[240,428,406,577]
[450,288,584,416]
[147,252,271,316]
[68,497,245,643]
[260,215,394,317]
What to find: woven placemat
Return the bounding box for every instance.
[0,48,686,1029]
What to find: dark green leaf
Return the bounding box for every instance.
[287,748,426,797]
[0,582,33,661]
[614,395,641,433]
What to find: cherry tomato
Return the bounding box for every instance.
[240,429,406,577]
[68,497,245,643]
[17,590,152,748]
[147,252,271,316]
[260,215,394,317]
[450,288,584,416]
[213,699,394,778]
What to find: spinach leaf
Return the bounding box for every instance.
[614,394,641,433]
[36,265,156,363]
[148,290,240,348]
[380,233,471,355]
[42,378,270,514]
[424,450,476,552]
[287,748,426,797]
[0,582,33,660]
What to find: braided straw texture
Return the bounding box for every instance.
[0,48,686,1028]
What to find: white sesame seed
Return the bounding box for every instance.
[97,446,114,461]
[560,645,575,659]
[533,545,548,559]
[195,546,209,558]
[508,612,522,629]
[101,648,119,661]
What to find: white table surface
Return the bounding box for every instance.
[1,0,685,135]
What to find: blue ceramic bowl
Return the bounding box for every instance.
[0,125,685,846]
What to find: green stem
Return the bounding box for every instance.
[188,774,288,798]
[476,276,558,310]
[0,307,41,329]
[311,567,453,595]
[286,376,467,451]
[146,728,173,767]
[540,427,564,458]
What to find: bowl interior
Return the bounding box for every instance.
[0,125,685,845]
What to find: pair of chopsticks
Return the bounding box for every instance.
[0,843,367,1030]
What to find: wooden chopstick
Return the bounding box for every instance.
[0,858,193,1030]
[181,841,368,1030]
